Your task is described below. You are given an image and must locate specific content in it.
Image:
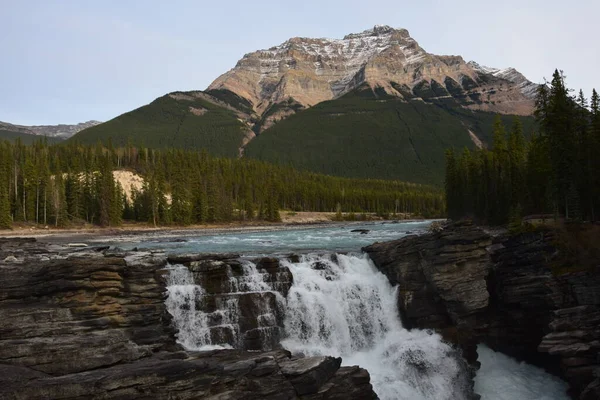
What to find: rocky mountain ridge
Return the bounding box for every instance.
[209,25,538,129]
[0,120,101,138]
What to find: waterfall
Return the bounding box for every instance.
[165,264,230,350]
[165,252,569,400]
[280,253,471,400]
[165,261,284,351]
[474,345,569,400]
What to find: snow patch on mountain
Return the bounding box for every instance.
[468,61,539,98]
[255,26,426,90]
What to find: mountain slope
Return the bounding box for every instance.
[245,86,536,185]
[70,91,256,157]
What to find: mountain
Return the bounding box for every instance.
[244,85,536,185]
[71,25,539,184]
[71,91,256,157]
[0,120,101,143]
[209,25,537,129]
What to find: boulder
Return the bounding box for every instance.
[280,356,342,395]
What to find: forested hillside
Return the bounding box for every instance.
[70,92,252,157]
[445,70,600,225]
[69,87,536,186]
[246,86,536,185]
[0,141,444,229]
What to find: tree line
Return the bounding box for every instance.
[0,140,445,229]
[445,69,600,225]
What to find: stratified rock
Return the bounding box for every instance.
[0,253,176,375]
[280,356,342,395]
[0,239,376,399]
[365,220,600,399]
[0,349,363,400]
[364,220,491,363]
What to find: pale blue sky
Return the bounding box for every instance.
[2,0,599,125]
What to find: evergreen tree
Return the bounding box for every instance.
[49,173,68,227]
[170,169,193,225]
[508,117,526,210]
[0,145,12,229]
[591,89,600,220]
[547,70,577,218]
[444,149,459,218]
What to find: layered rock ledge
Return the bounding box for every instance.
[364,221,600,399]
[0,238,377,400]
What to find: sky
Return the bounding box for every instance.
[2,0,599,125]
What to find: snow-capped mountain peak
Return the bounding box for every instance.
[208,26,537,122]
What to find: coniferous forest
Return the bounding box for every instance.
[0,140,445,229]
[445,70,600,225]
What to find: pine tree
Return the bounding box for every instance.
[591,89,600,220]
[243,184,254,220]
[491,116,510,224]
[508,117,526,210]
[575,90,593,220]
[50,173,68,227]
[171,169,192,225]
[98,156,115,226]
[0,145,12,229]
[547,70,577,218]
[444,149,459,219]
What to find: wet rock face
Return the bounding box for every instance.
[364,220,492,363]
[169,255,294,351]
[365,221,600,399]
[0,239,377,400]
[489,231,600,398]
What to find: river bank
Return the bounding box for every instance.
[0,211,423,241]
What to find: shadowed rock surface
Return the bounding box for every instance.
[364,220,600,399]
[0,238,377,400]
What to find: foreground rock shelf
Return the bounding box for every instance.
[0,238,377,400]
[364,221,600,400]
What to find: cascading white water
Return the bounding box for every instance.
[474,345,569,400]
[280,253,471,400]
[165,264,233,350]
[165,261,284,351]
[165,250,571,400]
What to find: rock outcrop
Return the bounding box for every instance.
[364,221,600,399]
[364,221,492,364]
[209,25,537,121]
[0,238,377,400]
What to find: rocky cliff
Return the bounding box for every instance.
[364,221,600,399]
[209,25,537,125]
[0,238,377,399]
